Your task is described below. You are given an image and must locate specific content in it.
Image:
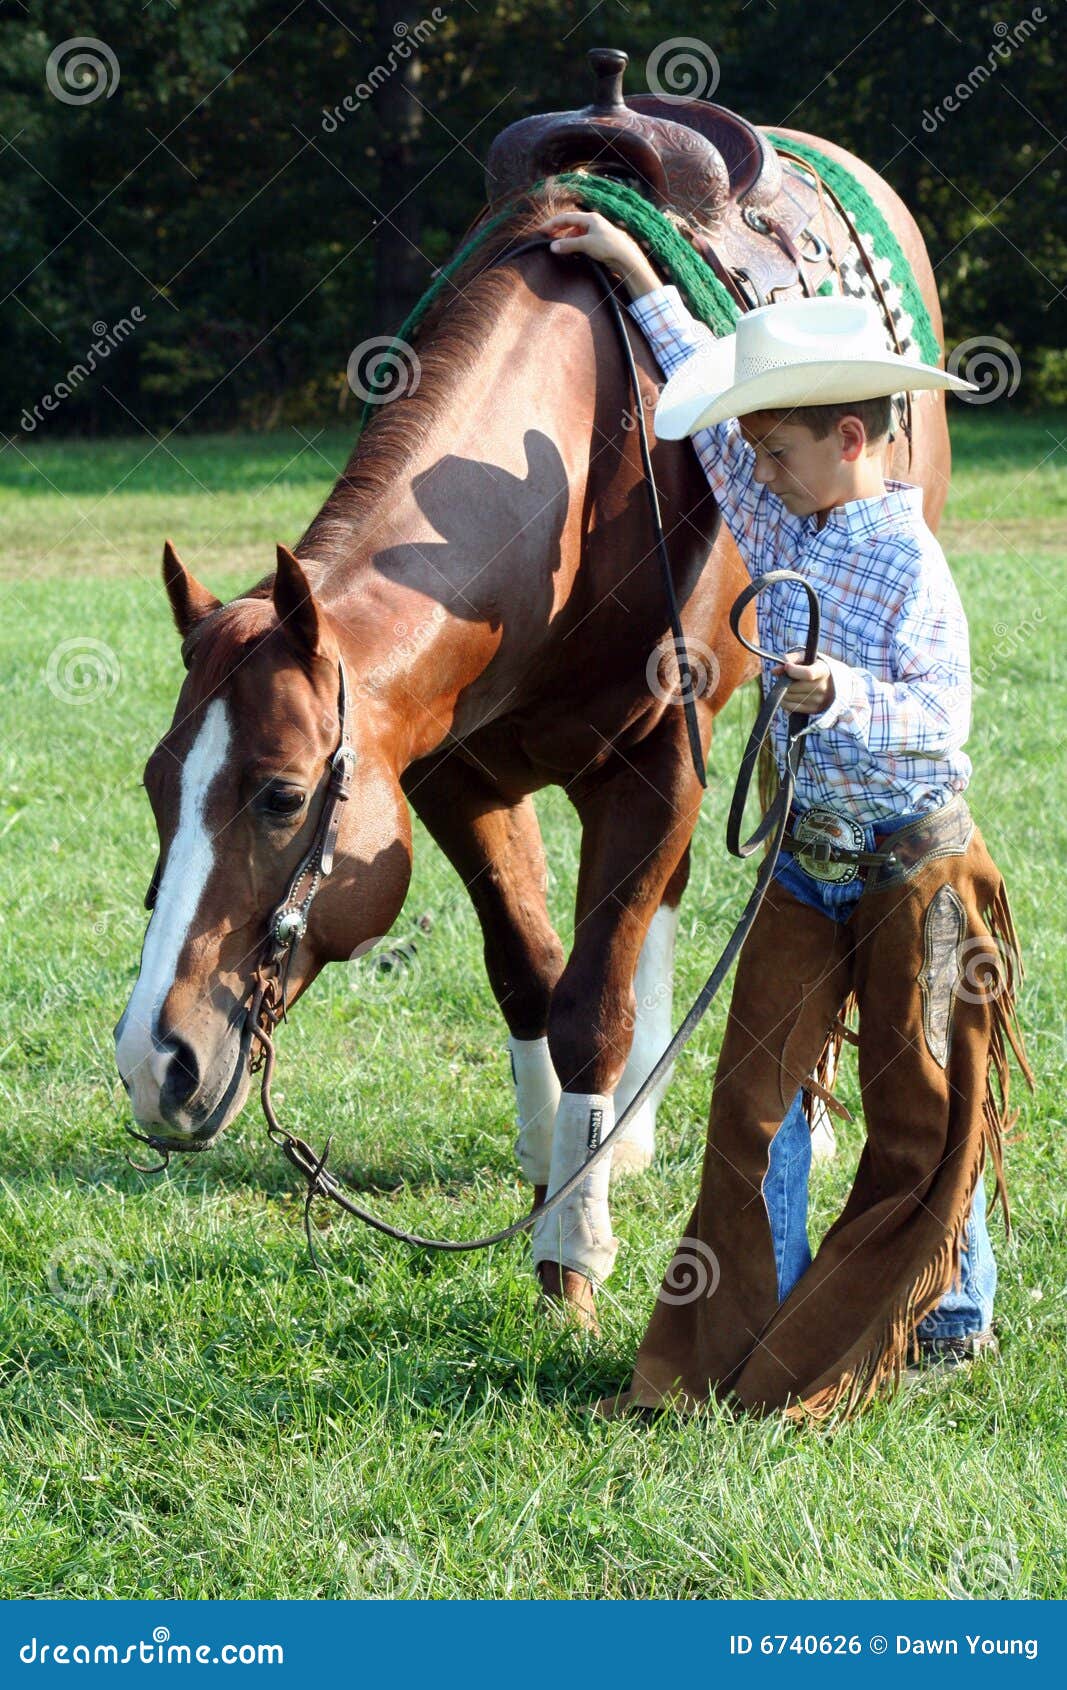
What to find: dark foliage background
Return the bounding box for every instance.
[2,0,1062,435]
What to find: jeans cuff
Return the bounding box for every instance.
[916,1316,988,1340]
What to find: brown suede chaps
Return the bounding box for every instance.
[611,799,1032,1421]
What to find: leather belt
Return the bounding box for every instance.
[780,804,896,885]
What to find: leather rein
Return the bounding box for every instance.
[128,239,848,1267]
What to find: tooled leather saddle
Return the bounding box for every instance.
[485,47,838,311]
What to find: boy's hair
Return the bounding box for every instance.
[762,394,894,443]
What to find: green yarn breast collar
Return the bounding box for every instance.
[359,154,938,432]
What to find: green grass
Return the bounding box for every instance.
[0,413,1064,1599]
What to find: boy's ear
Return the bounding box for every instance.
[837,414,869,461]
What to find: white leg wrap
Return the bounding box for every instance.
[508,1035,561,1186]
[532,1092,618,1288]
[612,904,680,1175]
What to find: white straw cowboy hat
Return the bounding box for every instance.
[654,295,977,438]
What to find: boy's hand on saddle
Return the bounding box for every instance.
[537,211,661,301]
[775,651,836,715]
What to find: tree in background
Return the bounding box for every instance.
[1,0,1061,435]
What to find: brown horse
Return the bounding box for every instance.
[115,142,953,1326]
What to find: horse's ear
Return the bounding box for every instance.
[162,539,221,637]
[273,543,321,658]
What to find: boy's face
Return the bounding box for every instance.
[739,411,879,517]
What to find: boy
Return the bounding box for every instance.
[537,210,1032,1418]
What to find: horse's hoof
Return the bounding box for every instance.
[536,1260,600,1335]
[586,1390,657,1424]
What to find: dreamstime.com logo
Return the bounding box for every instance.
[646,37,720,99]
[947,335,1021,403]
[657,1236,720,1304]
[22,309,146,432]
[45,37,119,105]
[347,336,422,404]
[646,635,720,707]
[19,1627,283,1667]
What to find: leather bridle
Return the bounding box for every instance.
[125,657,356,1173]
[250,657,357,1025]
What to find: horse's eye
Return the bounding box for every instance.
[262,786,307,817]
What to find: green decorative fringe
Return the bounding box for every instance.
[766,132,942,365]
[358,172,740,433]
[359,146,941,432]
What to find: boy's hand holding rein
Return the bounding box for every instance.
[776,653,835,715]
[538,211,661,301]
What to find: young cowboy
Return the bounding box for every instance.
[536,210,1032,1418]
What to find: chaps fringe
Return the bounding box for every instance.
[804,990,859,1125]
[784,877,1034,1425]
[980,878,1036,1234]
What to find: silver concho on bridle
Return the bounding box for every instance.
[271,905,309,950]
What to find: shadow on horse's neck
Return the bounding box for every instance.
[295,196,605,601]
[289,242,612,759]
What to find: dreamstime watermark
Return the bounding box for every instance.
[321,10,447,132]
[347,918,431,1000]
[45,37,120,105]
[954,933,1021,1006]
[973,608,1045,688]
[620,972,675,1039]
[20,1628,283,1667]
[921,9,1046,132]
[621,390,658,433]
[646,37,720,99]
[44,637,121,705]
[657,1236,720,1304]
[46,1237,122,1307]
[947,335,1021,403]
[356,605,447,699]
[341,1534,419,1597]
[646,635,720,707]
[347,335,422,404]
[21,308,146,432]
[947,1532,1020,1599]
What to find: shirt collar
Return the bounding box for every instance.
[810,480,924,540]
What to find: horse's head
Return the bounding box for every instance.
[114,541,413,1150]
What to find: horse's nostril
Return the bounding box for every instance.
[161,1036,200,1111]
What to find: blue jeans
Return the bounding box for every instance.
[763,808,995,1339]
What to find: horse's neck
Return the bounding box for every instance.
[301,260,610,771]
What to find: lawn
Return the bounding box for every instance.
[0,411,1063,1599]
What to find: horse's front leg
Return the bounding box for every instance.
[534,720,705,1330]
[399,749,567,1203]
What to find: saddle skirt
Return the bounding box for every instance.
[484,48,836,310]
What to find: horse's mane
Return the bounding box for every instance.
[298,179,589,563]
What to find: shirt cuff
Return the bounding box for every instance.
[626,282,686,320]
[807,656,854,733]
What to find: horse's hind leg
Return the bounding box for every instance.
[400,749,565,1193]
[610,847,689,1176]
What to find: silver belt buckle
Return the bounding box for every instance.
[793,805,865,884]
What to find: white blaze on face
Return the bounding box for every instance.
[115,700,231,1118]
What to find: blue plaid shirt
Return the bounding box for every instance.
[628,284,972,823]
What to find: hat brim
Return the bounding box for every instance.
[655,346,978,439]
